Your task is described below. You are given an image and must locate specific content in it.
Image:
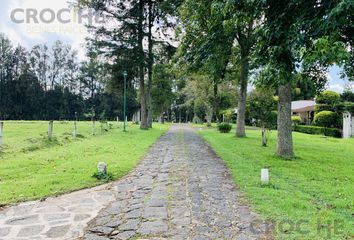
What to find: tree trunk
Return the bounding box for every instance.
[277,82,294,158]
[138,0,148,130]
[213,81,218,122]
[236,54,249,137]
[146,0,154,128]
[159,112,165,124]
[262,127,269,147]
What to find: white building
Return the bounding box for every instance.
[291,100,316,125]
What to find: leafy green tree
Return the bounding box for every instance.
[177,0,260,137]
[255,0,352,158]
[146,0,183,127]
[247,89,277,146]
[177,0,235,122]
[341,90,354,102]
[151,64,175,123]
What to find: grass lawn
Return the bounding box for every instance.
[0,121,170,205]
[198,126,353,240]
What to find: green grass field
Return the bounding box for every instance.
[198,126,353,240]
[0,121,170,205]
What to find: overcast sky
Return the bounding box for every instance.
[0,0,351,93]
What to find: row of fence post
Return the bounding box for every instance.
[0,119,121,147]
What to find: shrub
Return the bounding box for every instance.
[343,102,354,114]
[341,90,354,102]
[291,116,302,125]
[316,90,341,105]
[293,125,342,138]
[221,108,236,123]
[192,116,202,124]
[315,104,333,112]
[314,111,341,128]
[217,122,232,133]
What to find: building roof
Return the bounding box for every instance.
[291,100,316,113]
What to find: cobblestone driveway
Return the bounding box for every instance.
[0,125,270,240]
[82,125,269,240]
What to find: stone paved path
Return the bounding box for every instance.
[0,184,116,239]
[82,125,269,240]
[0,125,270,240]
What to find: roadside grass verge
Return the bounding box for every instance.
[198,126,353,240]
[0,122,170,205]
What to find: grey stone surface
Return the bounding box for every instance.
[4,215,39,225]
[43,213,71,221]
[0,182,115,239]
[138,221,168,235]
[114,230,135,240]
[17,225,44,237]
[0,227,10,237]
[45,224,70,238]
[83,125,270,239]
[0,125,270,239]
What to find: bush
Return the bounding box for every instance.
[217,123,232,133]
[315,104,333,112]
[314,111,341,128]
[291,116,302,125]
[192,116,202,124]
[316,90,341,105]
[221,108,236,123]
[293,125,342,138]
[341,90,354,102]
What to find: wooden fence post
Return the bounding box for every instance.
[48,121,54,140]
[0,122,3,147]
[92,120,96,135]
[73,120,77,138]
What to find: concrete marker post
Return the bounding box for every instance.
[0,122,3,147]
[48,121,54,140]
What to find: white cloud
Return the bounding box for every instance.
[1,0,88,60]
[326,72,332,81]
[328,84,344,93]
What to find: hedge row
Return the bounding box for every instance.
[293,125,342,138]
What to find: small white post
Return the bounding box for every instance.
[343,111,351,138]
[117,116,119,128]
[261,168,269,184]
[73,121,77,138]
[92,120,96,135]
[48,121,54,140]
[0,122,3,147]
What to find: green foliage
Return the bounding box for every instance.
[314,111,341,128]
[341,90,354,102]
[217,122,232,133]
[293,125,342,138]
[220,108,235,123]
[316,90,341,105]
[292,71,327,101]
[343,102,354,114]
[291,116,302,126]
[192,116,203,124]
[247,89,277,129]
[152,64,175,118]
[92,172,113,183]
[315,103,335,113]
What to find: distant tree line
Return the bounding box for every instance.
[0,33,140,120]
